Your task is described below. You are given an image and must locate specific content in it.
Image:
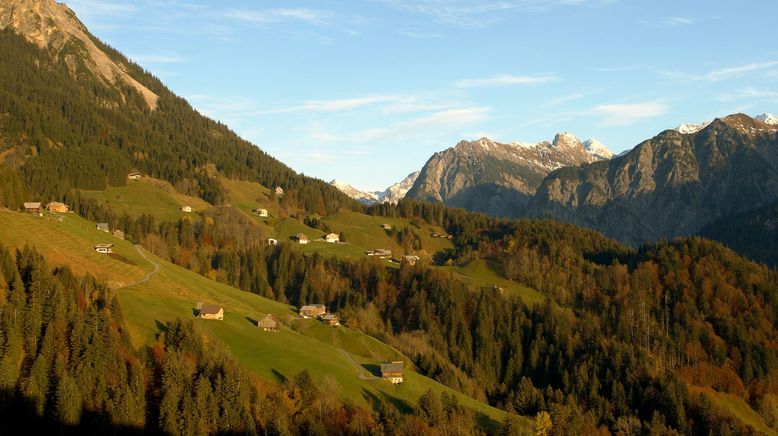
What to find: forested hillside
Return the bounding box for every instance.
[0,244,493,435]
[0,28,355,214]
[66,192,778,433]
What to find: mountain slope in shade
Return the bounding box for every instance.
[331,171,419,205]
[0,0,158,109]
[529,113,778,245]
[405,134,611,217]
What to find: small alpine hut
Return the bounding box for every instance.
[380,361,405,384]
[257,314,279,332]
[127,172,143,181]
[296,233,309,245]
[46,202,70,213]
[181,205,192,213]
[381,223,392,230]
[254,208,269,217]
[321,313,340,327]
[198,305,224,321]
[113,229,125,240]
[275,186,284,196]
[324,233,340,243]
[299,304,326,319]
[96,223,110,232]
[23,202,42,215]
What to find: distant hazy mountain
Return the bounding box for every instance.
[331,171,419,205]
[404,134,612,217]
[756,112,778,125]
[530,113,778,245]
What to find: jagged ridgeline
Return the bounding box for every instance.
[0,10,354,213]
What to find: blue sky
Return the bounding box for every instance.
[67,0,778,190]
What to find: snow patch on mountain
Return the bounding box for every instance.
[673,120,712,134]
[756,113,778,126]
[582,139,614,159]
[331,171,419,205]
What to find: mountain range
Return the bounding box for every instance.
[330,171,418,205]
[530,113,778,246]
[333,112,778,263]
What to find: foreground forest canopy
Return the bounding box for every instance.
[31,194,776,434]
[0,245,496,435]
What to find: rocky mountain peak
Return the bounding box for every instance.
[756,113,778,126]
[0,0,158,110]
[582,139,614,159]
[551,132,583,149]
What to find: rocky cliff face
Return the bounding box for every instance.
[529,114,778,245]
[406,134,610,216]
[0,0,158,109]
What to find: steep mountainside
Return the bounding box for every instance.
[0,0,354,214]
[697,198,778,266]
[0,0,157,109]
[406,134,611,216]
[530,114,778,245]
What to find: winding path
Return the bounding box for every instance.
[118,245,160,289]
[341,349,377,381]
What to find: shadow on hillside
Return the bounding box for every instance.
[271,368,287,384]
[154,319,169,334]
[432,249,454,266]
[361,386,415,415]
[245,316,258,327]
[0,388,145,435]
[447,183,530,218]
[363,363,382,377]
[108,252,137,266]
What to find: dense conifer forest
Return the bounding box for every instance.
[52,194,778,434]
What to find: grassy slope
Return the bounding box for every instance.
[80,178,211,221]
[440,259,545,306]
[689,386,776,435]
[0,209,513,428]
[323,210,454,256]
[0,210,150,288]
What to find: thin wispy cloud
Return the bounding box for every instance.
[660,61,778,82]
[129,54,188,64]
[259,96,403,114]
[662,16,695,26]
[455,74,557,88]
[399,30,445,39]
[717,87,778,103]
[67,0,138,16]
[546,89,602,107]
[383,0,617,26]
[703,61,778,81]
[226,8,332,26]
[310,106,491,144]
[592,101,667,126]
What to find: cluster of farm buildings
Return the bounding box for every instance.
[195,302,404,383]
